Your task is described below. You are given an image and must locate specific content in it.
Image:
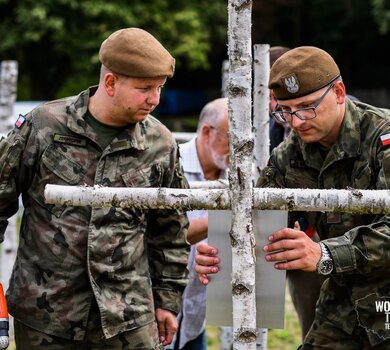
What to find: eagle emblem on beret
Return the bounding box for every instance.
[284,75,299,94]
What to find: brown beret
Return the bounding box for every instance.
[269,46,340,100]
[99,28,175,78]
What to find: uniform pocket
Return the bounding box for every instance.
[121,164,163,188]
[29,144,86,218]
[42,144,86,184]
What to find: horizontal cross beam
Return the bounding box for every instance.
[44,184,390,214]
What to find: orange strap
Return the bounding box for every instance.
[0,283,8,319]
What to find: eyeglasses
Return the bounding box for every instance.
[271,83,335,124]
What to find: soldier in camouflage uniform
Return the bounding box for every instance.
[0,28,190,349]
[195,46,390,349]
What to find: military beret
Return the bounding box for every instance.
[269,46,340,100]
[99,28,175,78]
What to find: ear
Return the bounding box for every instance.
[333,80,347,104]
[201,124,213,141]
[104,72,118,97]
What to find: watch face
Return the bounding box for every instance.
[319,259,333,275]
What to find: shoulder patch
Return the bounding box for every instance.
[380,133,390,146]
[15,114,26,128]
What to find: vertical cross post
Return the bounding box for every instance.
[227,0,257,348]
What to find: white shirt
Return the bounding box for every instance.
[167,137,227,348]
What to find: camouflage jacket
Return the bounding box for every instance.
[258,99,390,345]
[0,87,190,340]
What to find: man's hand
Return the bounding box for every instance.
[194,242,220,285]
[155,308,178,346]
[263,226,322,272]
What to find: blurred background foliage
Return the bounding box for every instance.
[1,0,390,108]
[0,0,227,99]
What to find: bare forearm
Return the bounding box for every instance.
[186,217,208,244]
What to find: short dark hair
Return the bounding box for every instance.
[270,46,291,67]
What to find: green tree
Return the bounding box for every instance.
[371,0,390,34]
[0,0,227,99]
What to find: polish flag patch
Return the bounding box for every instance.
[15,114,26,128]
[380,133,390,146]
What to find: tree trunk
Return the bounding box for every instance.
[0,61,18,134]
[0,60,19,344]
[252,44,271,350]
[227,0,256,348]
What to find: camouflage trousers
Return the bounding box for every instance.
[14,300,164,350]
[287,268,325,340]
[299,322,390,350]
[298,278,390,350]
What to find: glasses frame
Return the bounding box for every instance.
[271,83,335,124]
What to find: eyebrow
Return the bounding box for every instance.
[278,96,319,109]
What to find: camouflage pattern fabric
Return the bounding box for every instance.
[14,299,165,349]
[257,98,390,348]
[0,86,190,342]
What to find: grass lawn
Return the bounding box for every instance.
[206,288,302,349]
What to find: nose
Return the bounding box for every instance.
[289,113,305,129]
[147,89,160,106]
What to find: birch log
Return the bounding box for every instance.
[221,59,229,98]
[0,61,18,279]
[45,185,390,214]
[189,180,228,189]
[252,44,271,178]
[0,61,18,134]
[0,60,18,343]
[227,0,256,348]
[252,44,271,350]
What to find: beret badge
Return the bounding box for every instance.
[283,75,299,94]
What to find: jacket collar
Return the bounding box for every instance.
[66,86,147,151]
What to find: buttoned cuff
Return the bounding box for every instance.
[323,235,357,273]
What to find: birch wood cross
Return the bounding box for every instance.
[43,2,390,350]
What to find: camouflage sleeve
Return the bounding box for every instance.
[256,155,302,227]
[0,116,34,243]
[256,155,286,189]
[146,143,190,314]
[324,147,390,275]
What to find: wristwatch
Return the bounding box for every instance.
[316,242,334,275]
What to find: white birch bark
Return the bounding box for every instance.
[253,44,271,178]
[252,44,271,350]
[0,60,18,343]
[220,326,234,349]
[189,180,228,189]
[0,61,18,280]
[221,59,229,98]
[220,51,233,350]
[227,1,256,348]
[0,61,18,134]
[45,185,390,214]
